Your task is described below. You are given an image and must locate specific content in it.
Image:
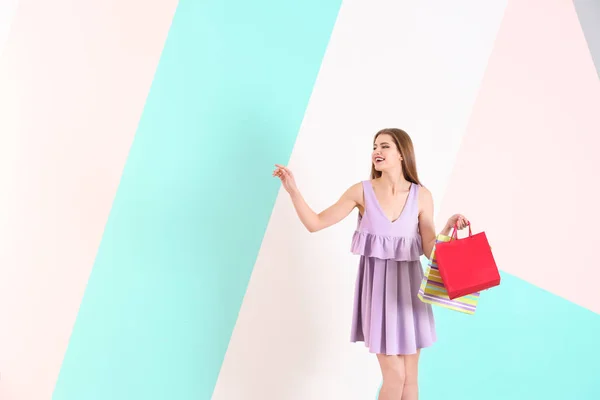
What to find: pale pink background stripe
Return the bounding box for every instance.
[438,0,600,314]
[0,1,178,399]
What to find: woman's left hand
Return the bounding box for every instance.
[445,214,469,231]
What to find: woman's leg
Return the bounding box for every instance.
[401,350,420,400]
[376,354,405,400]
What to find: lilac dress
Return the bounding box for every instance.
[350,180,436,355]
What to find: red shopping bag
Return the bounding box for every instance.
[435,222,500,300]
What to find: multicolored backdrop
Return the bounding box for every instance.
[1,0,599,399]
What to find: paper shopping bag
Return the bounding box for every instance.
[418,234,480,315]
[435,222,501,300]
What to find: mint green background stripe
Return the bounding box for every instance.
[415,271,600,399]
[52,0,341,398]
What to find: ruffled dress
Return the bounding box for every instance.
[350,180,436,355]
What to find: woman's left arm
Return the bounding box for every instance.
[418,186,468,260]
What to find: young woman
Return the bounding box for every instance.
[273,128,468,400]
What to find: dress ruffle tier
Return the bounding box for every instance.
[350,230,423,261]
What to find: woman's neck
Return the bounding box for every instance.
[378,170,409,193]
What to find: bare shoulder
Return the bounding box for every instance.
[417,185,434,212]
[345,181,365,203]
[417,185,433,201]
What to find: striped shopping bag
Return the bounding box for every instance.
[418,234,480,315]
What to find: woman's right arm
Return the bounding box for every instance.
[289,184,361,232]
[273,164,361,233]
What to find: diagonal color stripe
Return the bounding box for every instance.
[0,1,177,399]
[420,272,600,399]
[212,1,508,399]
[51,1,342,399]
[437,0,600,314]
[0,0,19,58]
[574,0,600,78]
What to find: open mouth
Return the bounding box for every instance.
[374,157,385,163]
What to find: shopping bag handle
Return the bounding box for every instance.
[451,221,472,240]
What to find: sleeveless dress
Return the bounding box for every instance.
[350,180,436,355]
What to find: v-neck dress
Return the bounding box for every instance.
[350,180,436,355]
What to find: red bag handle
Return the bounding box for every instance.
[451,221,472,240]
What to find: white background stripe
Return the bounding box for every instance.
[0,0,20,58]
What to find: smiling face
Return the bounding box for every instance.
[372,133,402,172]
[369,128,421,184]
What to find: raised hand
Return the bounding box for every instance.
[272,164,298,195]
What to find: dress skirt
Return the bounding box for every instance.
[350,256,437,355]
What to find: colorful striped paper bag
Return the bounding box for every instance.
[418,234,480,315]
